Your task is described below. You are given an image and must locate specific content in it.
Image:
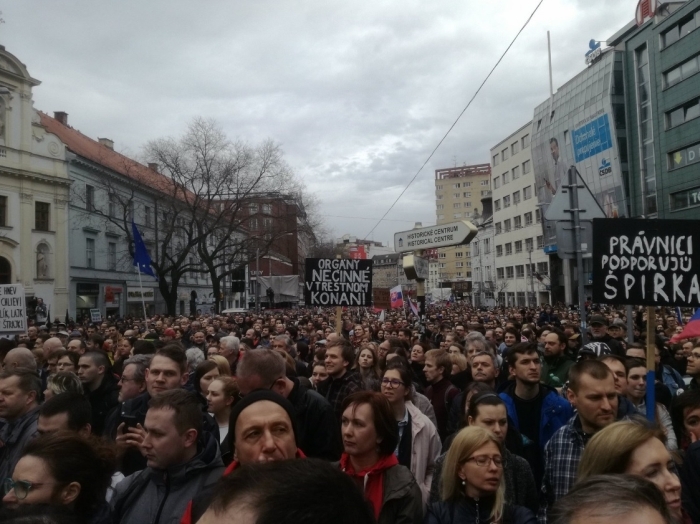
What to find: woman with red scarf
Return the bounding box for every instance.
[338,391,423,524]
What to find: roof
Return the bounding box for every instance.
[38,112,175,194]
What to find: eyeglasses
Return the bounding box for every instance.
[2,478,59,500]
[381,378,405,389]
[465,455,503,468]
[688,353,700,360]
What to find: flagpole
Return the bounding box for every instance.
[135,263,147,321]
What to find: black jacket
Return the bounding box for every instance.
[85,373,120,437]
[287,378,342,460]
[426,495,536,524]
[679,441,700,524]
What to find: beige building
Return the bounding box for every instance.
[434,164,491,293]
[490,122,551,307]
[0,46,70,321]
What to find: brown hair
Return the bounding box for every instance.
[148,389,203,436]
[425,348,451,375]
[568,359,612,393]
[341,391,398,456]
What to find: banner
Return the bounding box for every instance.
[304,258,373,306]
[373,288,391,310]
[390,285,404,309]
[592,219,700,306]
[0,284,27,333]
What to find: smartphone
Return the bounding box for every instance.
[120,403,138,429]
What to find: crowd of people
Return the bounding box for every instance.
[0,301,698,524]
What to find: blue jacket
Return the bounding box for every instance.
[499,383,573,452]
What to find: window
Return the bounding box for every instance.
[438,214,445,220]
[513,191,521,205]
[524,211,533,225]
[85,185,95,212]
[662,11,700,48]
[145,206,152,227]
[495,222,502,234]
[493,178,500,189]
[86,238,95,269]
[453,183,461,189]
[506,266,514,279]
[128,201,134,221]
[456,272,463,278]
[515,240,523,253]
[436,194,443,200]
[536,235,544,249]
[0,196,6,227]
[516,265,525,278]
[473,241,480,256]
[497,267,505,279]
[436,204,444,210]
[439,263,446,269]
[262,203,272,214]
[465,202,472,208]
[514,216,522,229]
[452,202,461,209]
[453,193,460,199]
[496,245,503,257]
[523,160,531,174]
[263,218,273,230]
[249,203,259,213]
[438,252,446,259]
[436,184,443,190]
[512,166,520,180]
[494,199,501,212]
[502,148,509,161]
[537,261,549,274]
[535,208,541,222]
[35,202,50,231]
[453,213,462,219]
[481,180,489,186]
[523,186,533,200]
[455,251,463,258]
[511,141,520,155]
[463,192,471,198]
[456,262,464,268]
[484,239,490,254]
[190,257,197,279]
[249,218,258,229]
[522,134,530,148]
[502,172,509,185]
[503,195,511,208]
[108,242,117,271]
[504,219,511,232]
[637,45,657,215]
[666,97,700,129]
[481,190,489,196]
[505,243,513,256]
[464,181,472,187]
[525,237,533,251]
[664,54,699,88]
[670,186,700,211]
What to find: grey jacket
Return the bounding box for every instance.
[378,464,424,524]
[0,406,39,481]
[111,433,224,524]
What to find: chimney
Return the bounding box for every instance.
[98,138,114,150]
[148,163,159,172]
[54,111,68,126]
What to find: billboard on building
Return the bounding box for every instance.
[532,50,628,250]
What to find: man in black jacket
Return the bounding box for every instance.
[236,348,342,460]
[77,351,119,436]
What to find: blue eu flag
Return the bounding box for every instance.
[132,220,156,278]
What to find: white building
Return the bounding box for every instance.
[470,197,496,308]
[0,47,70,322]
[336,234,394,259]
[490,122,551,307]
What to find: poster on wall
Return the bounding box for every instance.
[304,258,373,306]
[0,284,27,333]
[591,219,700,306]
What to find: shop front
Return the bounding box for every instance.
[76,282,100,323]
[104,285,123,319]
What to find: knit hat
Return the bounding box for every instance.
[228,390,298,445]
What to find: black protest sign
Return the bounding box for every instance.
[304,259,373,306]
[592,218,700,306]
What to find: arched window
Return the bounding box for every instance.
[0,256,11,284]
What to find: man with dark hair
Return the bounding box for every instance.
[550,474,673,524]
[542,330,574,389]
[0,369,41,481]
[37,391,92,436]
[317,339,364,421]
[111,390,225,524]
[198,459,375,524]
[236,349,341,460]
[500,343,572,486]
[77,351,119,436]
[587,314,624,356]
[539,360,619,522]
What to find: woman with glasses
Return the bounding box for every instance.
[52,350,79,374]
[578,420,690,524]
[426,426,536,523]
[2,433,115,524]
[380,360,440,505]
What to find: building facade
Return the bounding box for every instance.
[435,164,491,294]
[0,47,70,322]
[491,122,551,307]
[336,234,394,259]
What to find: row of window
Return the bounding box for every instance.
[495,261,548,280]
[666,96,700,129]
[492,161,531,189]
[85,185,153,227]
[84,238,118,271]
[493,187,535,212]
[664,52,700,89]
[495,236,544,257]
[494,209,541,234]
[661,8,700,49]
[492,135,530,167]
[437,250,470,259]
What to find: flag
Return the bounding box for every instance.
[671,309,700,343]
[378,310,385,322]
[675,307,684,327]
[390,285,403,309]
[132,220,156,278]
[409,298,419,317]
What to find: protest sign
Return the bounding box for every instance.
[373,288,391,310]
[0,284,27,333]
[304,258,373,306]
[592,218,700,306]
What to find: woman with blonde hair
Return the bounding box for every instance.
[208,354,232,376]
[578,420,689,524]
[426,426,536,523]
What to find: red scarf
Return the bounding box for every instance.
[339,453,398,520]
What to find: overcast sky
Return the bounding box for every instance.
[2,0,635,247]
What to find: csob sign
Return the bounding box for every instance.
[592,219,700,306]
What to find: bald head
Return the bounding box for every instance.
[4,347,38,371]
[326,333,341,344]
[43,337,64,359]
